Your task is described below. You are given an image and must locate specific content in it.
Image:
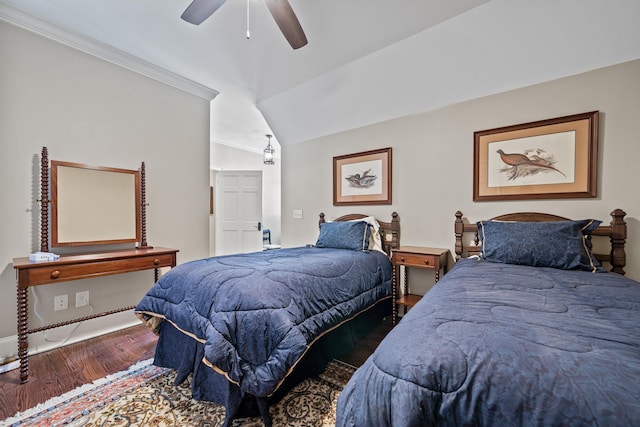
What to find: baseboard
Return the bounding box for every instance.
[0,360,19,375]
[0,335,18,366]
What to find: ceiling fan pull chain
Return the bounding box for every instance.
[246,0,251,39]
[180,0,307,49]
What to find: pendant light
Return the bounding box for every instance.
[263,134,275,165]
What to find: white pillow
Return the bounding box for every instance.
[349,216,385,253]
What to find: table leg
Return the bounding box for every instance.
[17,286,29,383]
[402,266,409,316]
[392,265,398,325]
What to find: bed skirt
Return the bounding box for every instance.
[152,298,390,426]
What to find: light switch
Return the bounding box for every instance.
[293,209,303,219]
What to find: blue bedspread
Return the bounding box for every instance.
[136,246,391,398]
[337,258,640,426]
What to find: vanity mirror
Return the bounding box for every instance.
[38,146,150,251]
[51,160,141,247]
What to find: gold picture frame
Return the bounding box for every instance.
[473,111,599,201]
[333,147,392,206]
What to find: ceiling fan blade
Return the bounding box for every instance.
[181,0,227,25]
[264,0,308,49]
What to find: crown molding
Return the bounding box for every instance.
[0,4,219,101]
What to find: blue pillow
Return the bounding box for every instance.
[316,221,371,251]
[476,219,603,272]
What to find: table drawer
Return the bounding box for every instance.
[392,252,437,268]
[23,253,175,286]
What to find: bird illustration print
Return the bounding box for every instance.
[345,169,378,188]
[497,148,566,181]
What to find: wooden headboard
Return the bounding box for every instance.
[318,212,400,256]
[454,209,627,275]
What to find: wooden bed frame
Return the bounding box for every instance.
[319,212,400,256]
[454,209,627,275]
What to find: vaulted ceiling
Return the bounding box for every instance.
[2,1,639,154]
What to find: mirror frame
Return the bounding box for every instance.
[51,160,141,247]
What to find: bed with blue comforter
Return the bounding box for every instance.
[136,213,398,426]
[337,209,640,426]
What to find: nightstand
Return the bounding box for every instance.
[391,246,449,325]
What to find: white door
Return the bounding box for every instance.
[215,171,263,255]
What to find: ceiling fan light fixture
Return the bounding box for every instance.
[263,134,275,165]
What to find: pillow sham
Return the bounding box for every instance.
[316,220,371,251]
[476,219,603,272]
[349,216,385,253]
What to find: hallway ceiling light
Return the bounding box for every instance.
[263,134,275,165]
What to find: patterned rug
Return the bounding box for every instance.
[3,359,356,427]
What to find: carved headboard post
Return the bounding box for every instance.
[390,211,400,251]
[318,212,326,229]
[609,208,627,275]
[454,211,464,260]
[40,147,49,253]
[454,211,481,260]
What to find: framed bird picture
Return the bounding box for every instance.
[333,147,392,206]
[473,111,599,201]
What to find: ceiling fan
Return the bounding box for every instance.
[181,0,308,49]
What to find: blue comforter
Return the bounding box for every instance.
[136,246,391,398]
[337,258,640,426]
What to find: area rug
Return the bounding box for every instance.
[3,359,356,427]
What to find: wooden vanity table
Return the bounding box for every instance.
[12,147,179,383]
[13,247,178,383]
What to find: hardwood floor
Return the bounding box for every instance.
[0,318,392,420]
[0,325,158,420]
[338,316,392,367]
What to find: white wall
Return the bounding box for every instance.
[282,59,640,283]
[210,142,281,251]
[0,21,211,362]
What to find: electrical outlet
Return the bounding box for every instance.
[76,291,89,308]
[293,209,303,219]
[54,294,68,311]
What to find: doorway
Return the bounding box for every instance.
[214,170,263,255]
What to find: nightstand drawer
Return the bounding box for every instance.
[392,253,437,268]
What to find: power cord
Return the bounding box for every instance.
[31,287,94,347]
